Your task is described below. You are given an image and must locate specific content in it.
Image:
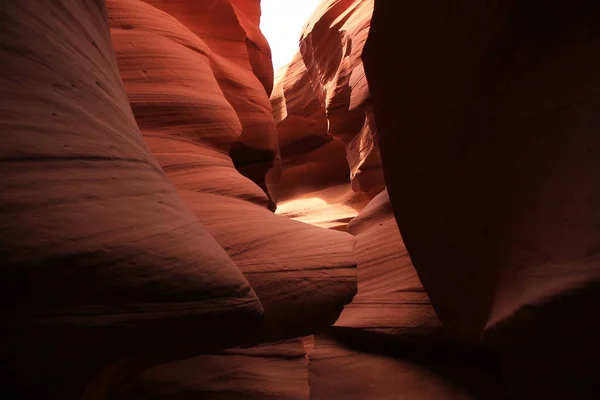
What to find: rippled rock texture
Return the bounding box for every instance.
[275,0,600,399]
[107,0,357,345]
[272,0,384,202]
[1,0,356,398]
[2,0,599,399]
[0,0,265,397]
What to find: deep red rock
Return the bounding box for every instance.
[107,0,358,343]
[141,0,281,206]
[364,0,600,397]
[86,340,309,400]
[271,52,350,201]
[309,334,504,400]
[333,190,445,342]
[0,0,263,396]
[271,0,385,201]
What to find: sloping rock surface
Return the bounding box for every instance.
[0,0,263,397]
[364,0,600,398]
[107,0,357,344]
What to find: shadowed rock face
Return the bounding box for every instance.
[364,0,600,398]
[0,0,264,396]
[333,190,444,343]
[272,1,505,399]
[309,334,504,400]
[2,0,599,399]
[86,340,309,400]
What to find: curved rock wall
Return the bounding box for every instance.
[271,52,350,201]
[4,0,599,399]
[107,0,357,344]
[134,0,280,207]
[271,0,385,200]
[0,0,264,396]
[364,0,600,398]
[275,1,600,399]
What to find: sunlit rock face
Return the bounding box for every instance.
[271,0,385,212]
[300,0,383,195]
[364,0,600,398]
[109,0,279,209]
[107,0,357,344]
[271,53,350,202]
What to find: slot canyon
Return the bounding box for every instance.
[1,0,599,398]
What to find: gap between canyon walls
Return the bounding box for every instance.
[272,0,600,398]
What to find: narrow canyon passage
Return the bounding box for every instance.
[1,1,599,399]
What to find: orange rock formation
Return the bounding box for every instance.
[1,0,598,399]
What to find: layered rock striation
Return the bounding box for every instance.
[107,0,357,345]
[272,0,384,201]
[2,0,599,399]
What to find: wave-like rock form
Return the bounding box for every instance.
[309,334,504,400]
[300,0,383,195]
[271,53,349,201]
[364,0,600,398]
[129,0,280,208]
[333,190,444,341]
[107,0,357,343]
[0,0,264,396]
[5,0,599,398]
[89,340,309,400]
[271,0,385,199]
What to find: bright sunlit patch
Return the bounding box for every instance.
[276,196,359,229]
[275,185,368,230]
[260,0,322,72]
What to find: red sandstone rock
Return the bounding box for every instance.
[309,334,504,400]
[272,0,444,346]
[271,0,385,200]
[333,190,445,341]
[181,191,357,341]
[299,0,384,195]
[88,340,309,400]
[364,0,600,397]
[142,0,281,207]
[5,0,598,398]
[0,0,263,396]
[107,0,357,342]
[271,53,350,201]
[108,0,270,207]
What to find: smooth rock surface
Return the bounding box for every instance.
[271,52,350,201]
[271,0,384,201]
[0,0,263,397]
[364,0,600,397]
[333,190,445,342]
[90,340,309,400]
[108,0,358,343]
[309,334,504,400]
[145,0,281,207]
[300,0,384,194]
